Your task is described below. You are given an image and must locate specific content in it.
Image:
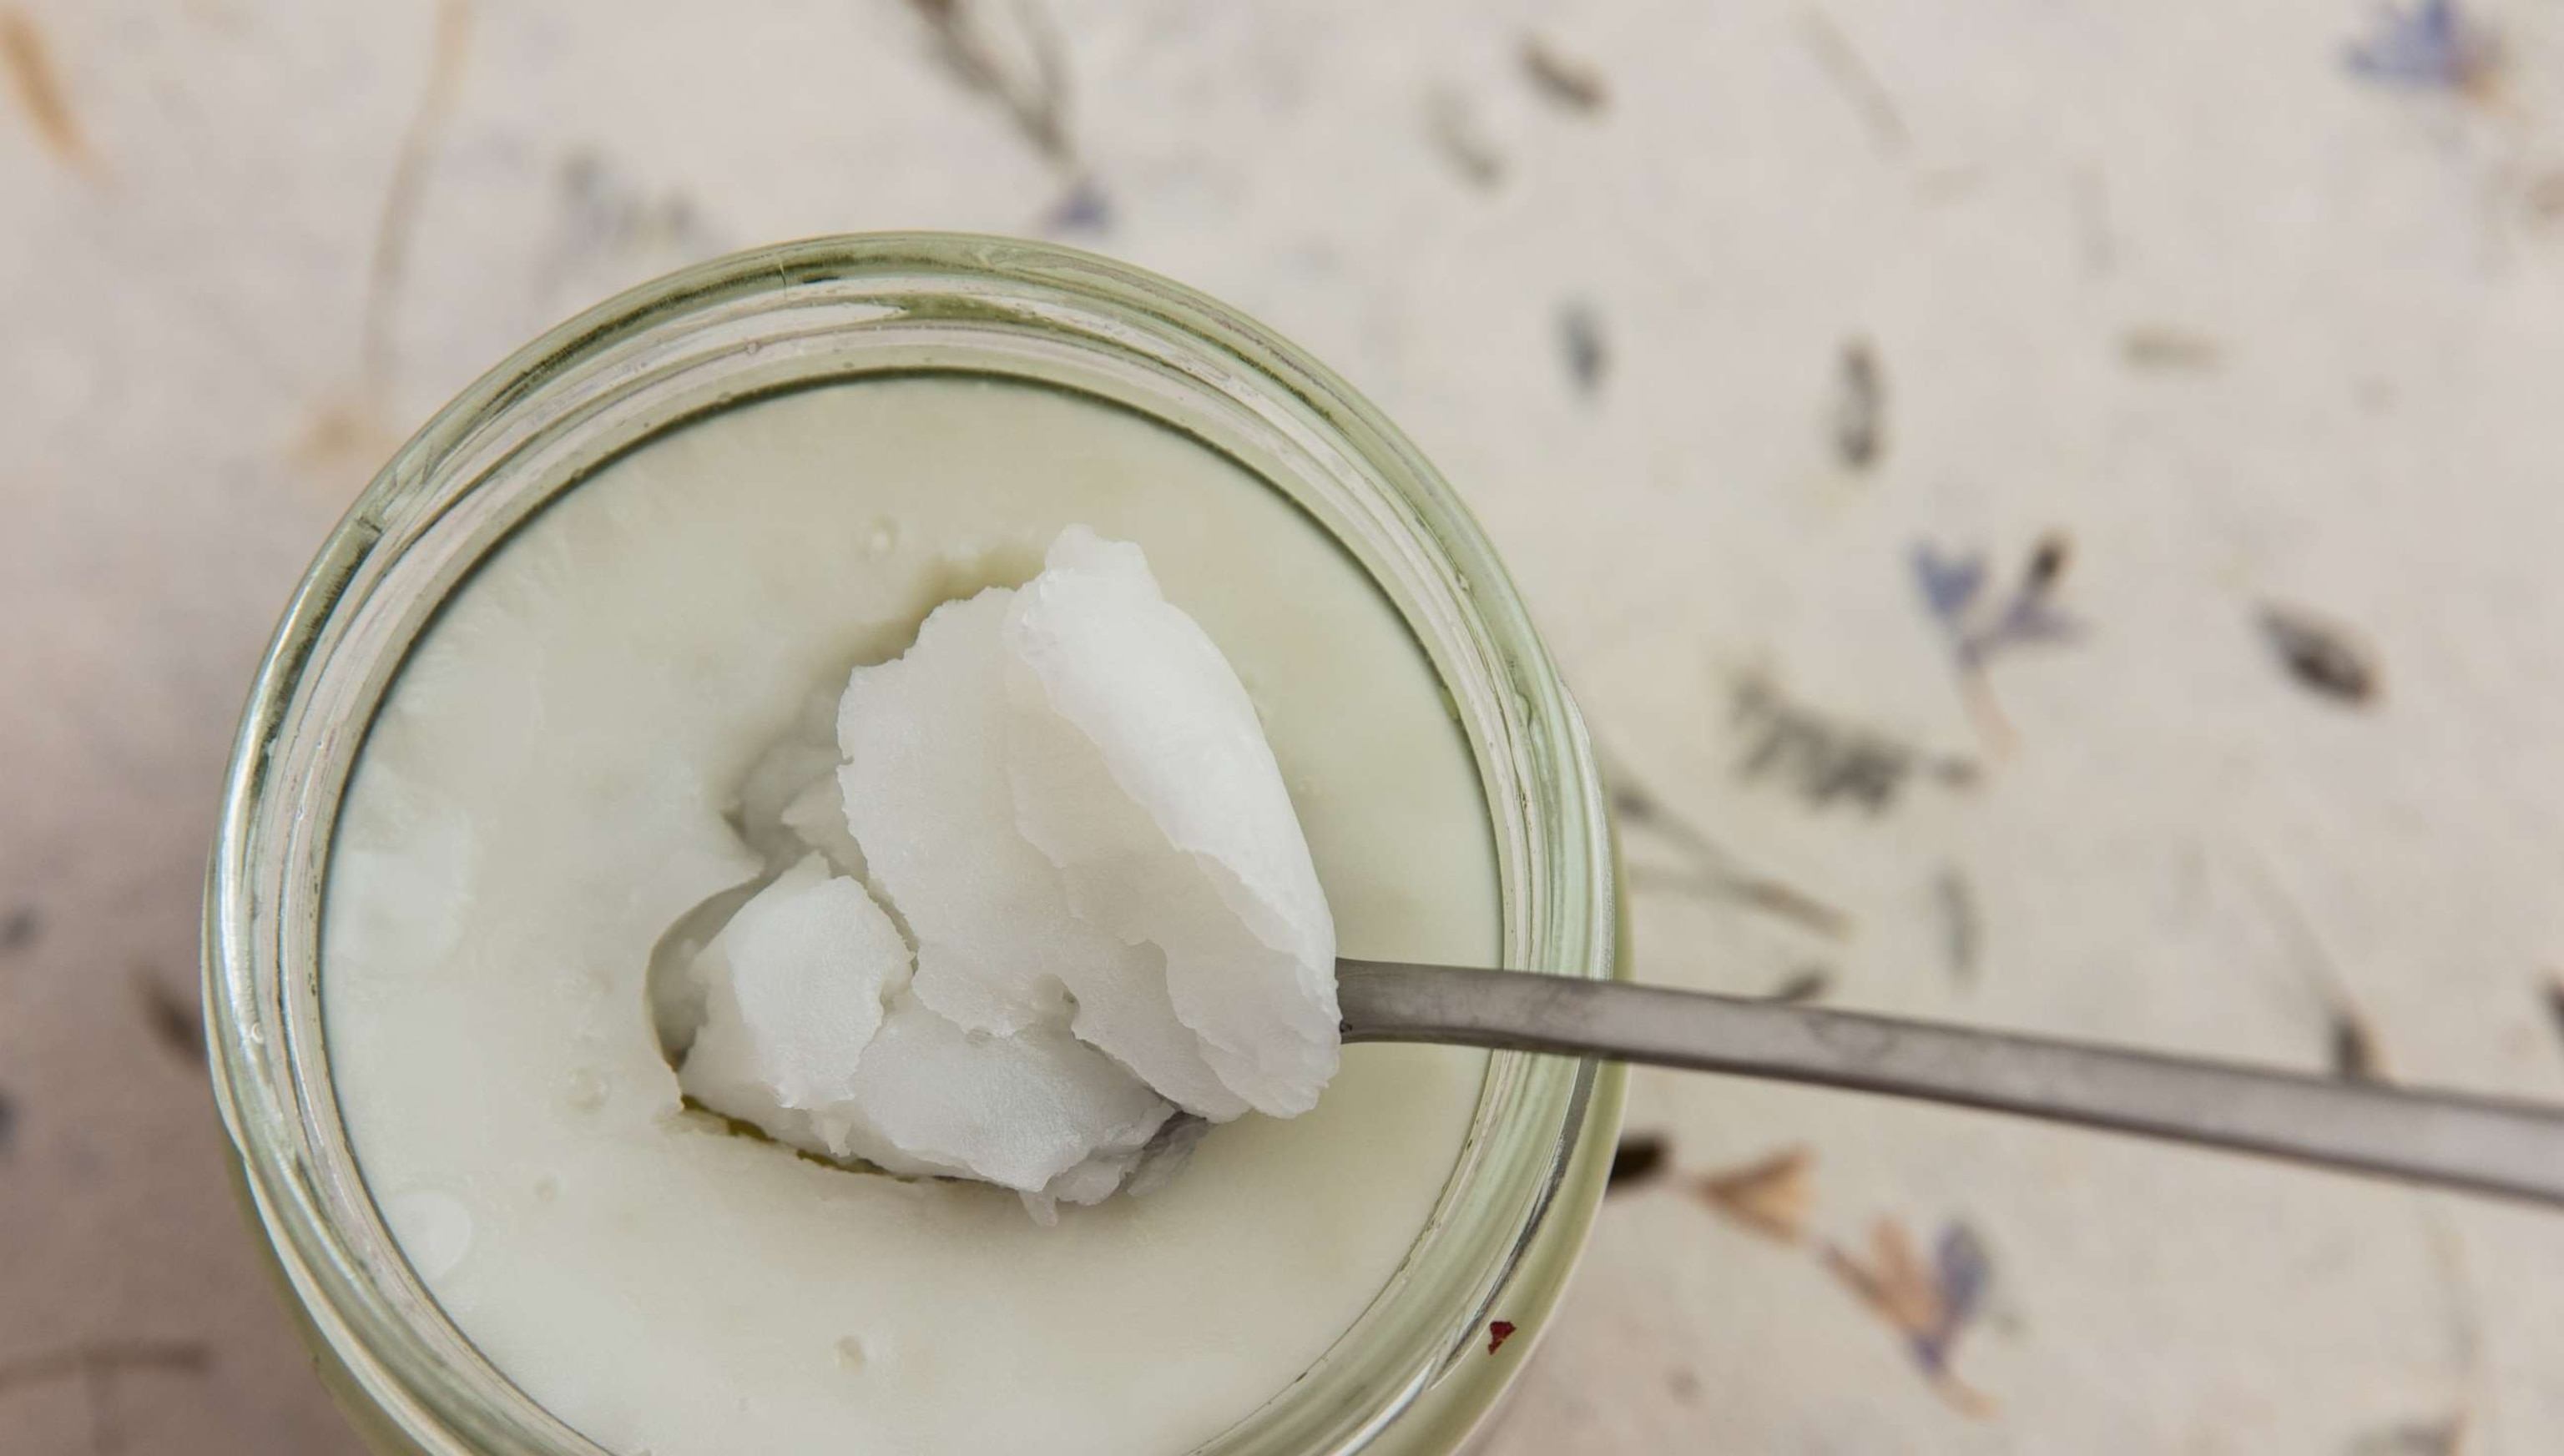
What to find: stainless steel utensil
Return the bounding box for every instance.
[1339,959,2564,1207]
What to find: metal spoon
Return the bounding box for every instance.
[1339,959,2564,1207]
[645,878,2564,1206]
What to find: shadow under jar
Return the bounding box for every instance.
[206,234,1624,1456]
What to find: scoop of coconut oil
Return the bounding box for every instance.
[668,527,1341,1219]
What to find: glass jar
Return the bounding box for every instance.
[205,234,1625,1456]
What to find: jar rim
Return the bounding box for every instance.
[206,233,1622,1456]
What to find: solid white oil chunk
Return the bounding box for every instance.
[1007,528,1341,1116]
[679,854,907,1117]
[683,529,1340,1206]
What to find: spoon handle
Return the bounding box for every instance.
[1337,960,2564,1207]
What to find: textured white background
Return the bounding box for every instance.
[6,2,2564,1453]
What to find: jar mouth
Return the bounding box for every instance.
[206,234,1620,1456]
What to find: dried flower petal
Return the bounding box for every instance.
[2344,1,2500,92]
[1,9,93,170]
[133,968,206,1066]
[2259,602,2380,707]
[1043,175,1111,234]
[1521,36,1608,112]
[1933,867,1980,985]
[2330,1010,2386,1082]
[1426,88,1503,187]
[2121,327,2223,370]
[2348,1417,2466,1456]
[1695,1145,1814,1242]
[1608,1133,1670,1192]
[1911,544,1988,626]
[909,0,1075,164]
[1920,1220,1994,1368]
[1558,300,1608,395]
[1833,339,1885,470]
[1763,967,1832,1004]
[1822,1217,2001,1413]
[1824,1218,1942,1337]
[1799,9,1906,151]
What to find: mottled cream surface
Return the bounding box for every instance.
[322,377,1496,1456]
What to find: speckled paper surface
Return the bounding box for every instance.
[7,2,2564,1453]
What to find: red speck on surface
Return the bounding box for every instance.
[1486,1320,1517,1354]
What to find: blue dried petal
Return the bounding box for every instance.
[1558,301,1608,395]
[2344,0,2496,88]
[1043,178,1113,235]
[1911,1220,1993,1371]
[1910,543,1987,627]
[1986,591,2081,650]
[1933,1221,1992,1328]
